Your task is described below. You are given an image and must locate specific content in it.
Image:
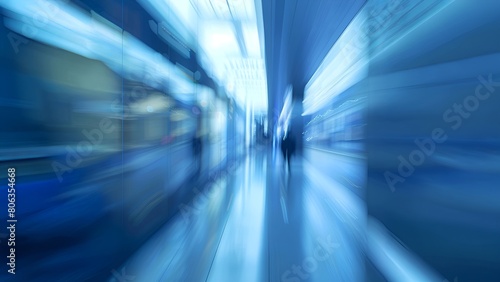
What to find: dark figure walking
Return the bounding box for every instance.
[192,134,203,176]
[281,131,296,174]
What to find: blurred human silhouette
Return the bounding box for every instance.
[192,132,202,176]
[280,129,296,175]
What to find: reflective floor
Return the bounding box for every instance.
[118,147,366,282]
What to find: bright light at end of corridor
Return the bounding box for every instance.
[154,0,268,113]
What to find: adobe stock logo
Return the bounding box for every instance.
[178,161,239,222]
[7,0,69,54]
[384,128,448,192]
[384,74,500,192]
[52,118,116,182]
[281,235,340,282]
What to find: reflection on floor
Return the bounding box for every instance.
[117,147,366,282]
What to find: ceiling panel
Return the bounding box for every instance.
[262,0,366,125]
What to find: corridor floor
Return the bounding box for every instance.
[118,147,366,282]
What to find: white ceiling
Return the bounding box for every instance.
[166,0,268,112]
